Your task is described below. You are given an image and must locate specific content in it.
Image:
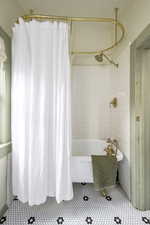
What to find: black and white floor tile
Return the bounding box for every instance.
[1,183,150,224]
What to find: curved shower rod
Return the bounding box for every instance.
[16,9,125,67]
[17,9,125,56]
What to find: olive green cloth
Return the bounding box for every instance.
[92,155,118,190]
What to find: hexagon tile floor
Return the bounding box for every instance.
[1,183,150,225]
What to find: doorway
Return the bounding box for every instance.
[131,24,150,210]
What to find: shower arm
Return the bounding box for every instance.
[102,53,118,68]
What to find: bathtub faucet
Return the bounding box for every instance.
[105,138,119,157]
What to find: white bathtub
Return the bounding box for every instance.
[71,139,123,183]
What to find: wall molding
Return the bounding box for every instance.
[0,204,8,218]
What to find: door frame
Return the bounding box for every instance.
[130,24,150,210]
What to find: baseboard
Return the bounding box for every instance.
[0,204,8,217]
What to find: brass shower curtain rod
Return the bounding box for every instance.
[17,8,125,57]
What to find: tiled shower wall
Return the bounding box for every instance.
[72,65,112,139]
[110,47,130,199]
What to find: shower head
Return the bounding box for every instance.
[95,53,103,62]
[95,52,119,67]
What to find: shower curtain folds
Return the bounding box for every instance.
[11,18,73,205]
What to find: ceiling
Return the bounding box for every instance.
[16,0,131,18]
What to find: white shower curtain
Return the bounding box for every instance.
[11,18,73,205]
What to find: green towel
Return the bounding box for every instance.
[92,155,118,190]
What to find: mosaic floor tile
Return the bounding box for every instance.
[1,183,150,225]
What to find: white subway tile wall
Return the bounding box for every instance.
[72,65,112,139]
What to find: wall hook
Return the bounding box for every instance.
[110,97,118,108]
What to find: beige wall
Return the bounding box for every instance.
[0,0,24,35]
[71,22,112,54]
[110,0,150,199]
[115,0,150,58]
